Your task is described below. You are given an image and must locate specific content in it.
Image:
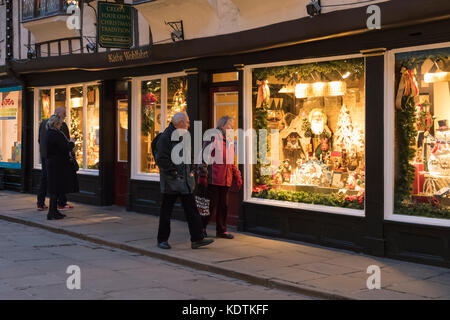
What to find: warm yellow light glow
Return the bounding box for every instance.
[327,81,347,96]
[424,72,450,83]
[295,83,310,98]
[279,86,295,93]
[71,97,83,108]
[312,82,326,97]
[342,71,351,79]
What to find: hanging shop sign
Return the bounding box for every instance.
[98,2,133,49]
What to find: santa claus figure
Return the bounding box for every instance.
[308,108,333,159]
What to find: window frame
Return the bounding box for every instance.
[131,71,187,181]
[384,41,450,227]
[243,53,366,217]
[33,81,101,176]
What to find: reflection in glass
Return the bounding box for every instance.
[166,76,187,126]
[394,47,450,218]
[70,86,83,168]
[251,58,366,210]
[86,85,100,170]
[118,100,128,162]
[141,80,161,173]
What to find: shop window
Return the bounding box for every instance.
[166,76,188,127]
[0,88,22,169]
[33,83,100,173]
[133,73,188,179]
[70,86,83,168]
[140,79,161,174]
[86,85,100,170]
[393,46,450,219]
[250,57,366,211]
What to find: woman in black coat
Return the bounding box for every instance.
[46,114,79,220]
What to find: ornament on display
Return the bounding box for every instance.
[395,67,419,110]
[256,80,270,108]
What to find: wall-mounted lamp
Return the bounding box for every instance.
[84,36,97,53]
[166,21,184,42]
[25,44,36,59]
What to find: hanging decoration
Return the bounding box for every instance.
[395,67,419,110]
[256,80,270,108]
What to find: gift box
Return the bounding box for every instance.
[413,163,424,195]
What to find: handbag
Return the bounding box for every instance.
[195,181,210,217]
[59,129,79,172]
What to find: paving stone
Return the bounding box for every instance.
[351,288,428,300]
[386,280,450,299]
[0,288,37,300]
[260,267,328,283]
[427,273,450,286]
[302,275,369,295]
[23,284,108,300]
[295,262,361,276]
[4,273,66,290]
[104,287,193,300]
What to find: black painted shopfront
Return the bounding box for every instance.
[1,0,449,268]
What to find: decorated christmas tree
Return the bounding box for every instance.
[334,104,354,152]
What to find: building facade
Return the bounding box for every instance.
[0,0,450,267]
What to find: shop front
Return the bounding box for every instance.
[7,0,450,268]
[0,86,23,191]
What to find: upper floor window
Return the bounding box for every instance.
[22,0,75,22]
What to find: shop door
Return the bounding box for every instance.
[211,87,240,226]
[115,99,128,206]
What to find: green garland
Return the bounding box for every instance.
[394,94,417,206]
[253,189,364,210]
[253,100,272,186]
[253,58,364,83]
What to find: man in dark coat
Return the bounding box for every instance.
[37,107,74,211]
[154,112,214,250]
[45,115,78,220]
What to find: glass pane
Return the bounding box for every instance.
[213,72,239,83]
[117,99,128,162]
[38,89,51,122]
[0,89,22,169]
[70,86,83,169]
[166,76,187,126]
[251,58,366,210]
[54,88,66,111]
[141,79,161,173]
[86,85,100,170]
[214,92,238,127]
[394,47,450,218]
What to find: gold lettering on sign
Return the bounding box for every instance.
[107,49,150,64]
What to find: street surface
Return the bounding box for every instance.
[0,220,314,300]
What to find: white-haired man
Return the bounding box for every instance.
[153,112,214,249]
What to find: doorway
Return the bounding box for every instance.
[210,86,240,226]
[115,98,128,206]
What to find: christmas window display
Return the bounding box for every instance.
[166,76,187,126]
[70,86,84,168]
[251,58,366,210]
[0,88,22,169]
[140,79,161,174]
[86,85,100,170]
[394,47,450,219]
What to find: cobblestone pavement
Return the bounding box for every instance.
[0,220,314,300]
[1,191,450,300]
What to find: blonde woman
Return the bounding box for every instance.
[45,115,79,220]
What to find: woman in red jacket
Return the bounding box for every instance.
[199,116,242,239]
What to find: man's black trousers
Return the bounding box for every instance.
[157,193,203,243]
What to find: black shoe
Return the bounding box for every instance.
[55,211,66,218]
[191,238,214,249]
[217,232,234,239]
[157,241,171,250]
[47,213,64,220]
